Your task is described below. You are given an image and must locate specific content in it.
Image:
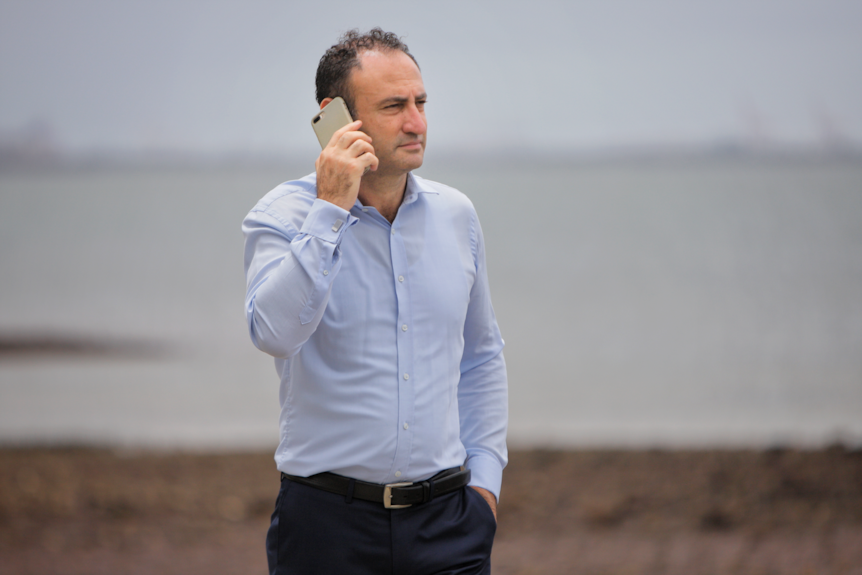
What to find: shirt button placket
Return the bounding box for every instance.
[390,222,412,482]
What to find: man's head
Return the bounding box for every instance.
[317,29,427,177]
[315,28,419,117]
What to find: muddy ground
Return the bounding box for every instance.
[1,447,860,574]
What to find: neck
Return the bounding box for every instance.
[357,171,409,223]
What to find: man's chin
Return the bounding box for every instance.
[398,149,425,171]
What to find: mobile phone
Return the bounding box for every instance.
[311,97,354,149]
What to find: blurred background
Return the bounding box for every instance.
[2,1,861,574]
[1,0,860,450]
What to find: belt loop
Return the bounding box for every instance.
[424,479,435,502]
[345,478,356,504]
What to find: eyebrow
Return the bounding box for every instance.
[378,93,427,107]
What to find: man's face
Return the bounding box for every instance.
[349,50,427,176]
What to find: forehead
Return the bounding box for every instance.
[350,50,424,102]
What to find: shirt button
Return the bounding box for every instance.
[403,422,409,430]
[403,373,409,380]
[391,229,395,235]
[323,270,329,276]
[401,324,408,332]
[398,275,404,282]
[395,471,402,478]
[362,208,368,212]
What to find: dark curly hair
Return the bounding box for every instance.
[315,28,419,117]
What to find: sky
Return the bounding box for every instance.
[1,0,861,157]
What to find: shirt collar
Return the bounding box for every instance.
[402,172,439,206]
[350,172,438,212]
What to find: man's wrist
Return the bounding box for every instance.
[317,193,356,213]
[465,454,504,502]
[300,198,355,243]
[470,486,497,520]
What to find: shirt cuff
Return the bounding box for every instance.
[299,198,358,244]
[465,452,504,502]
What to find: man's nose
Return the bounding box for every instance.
[402,104,426,135]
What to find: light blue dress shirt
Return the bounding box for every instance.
[243,172,508,498]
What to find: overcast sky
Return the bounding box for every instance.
[1,0,860,157]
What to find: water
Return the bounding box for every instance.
[1,157,860,448]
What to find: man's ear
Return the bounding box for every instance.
[319,98,333,110]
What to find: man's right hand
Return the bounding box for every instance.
[315,120,378,211]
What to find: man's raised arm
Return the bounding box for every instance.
[243,191,356,359]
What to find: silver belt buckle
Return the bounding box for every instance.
[383,481,413,509]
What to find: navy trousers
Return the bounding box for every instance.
[266,476,497,575]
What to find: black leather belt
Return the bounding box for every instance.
[281,467,470,509]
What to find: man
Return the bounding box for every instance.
[243,28,508,574]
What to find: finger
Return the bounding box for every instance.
[354,151,377,175]
[334,129,372,151]
[347,138,375,158]
[363,152,379,172]
[350,146,377,174]
[327,120,364,148]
